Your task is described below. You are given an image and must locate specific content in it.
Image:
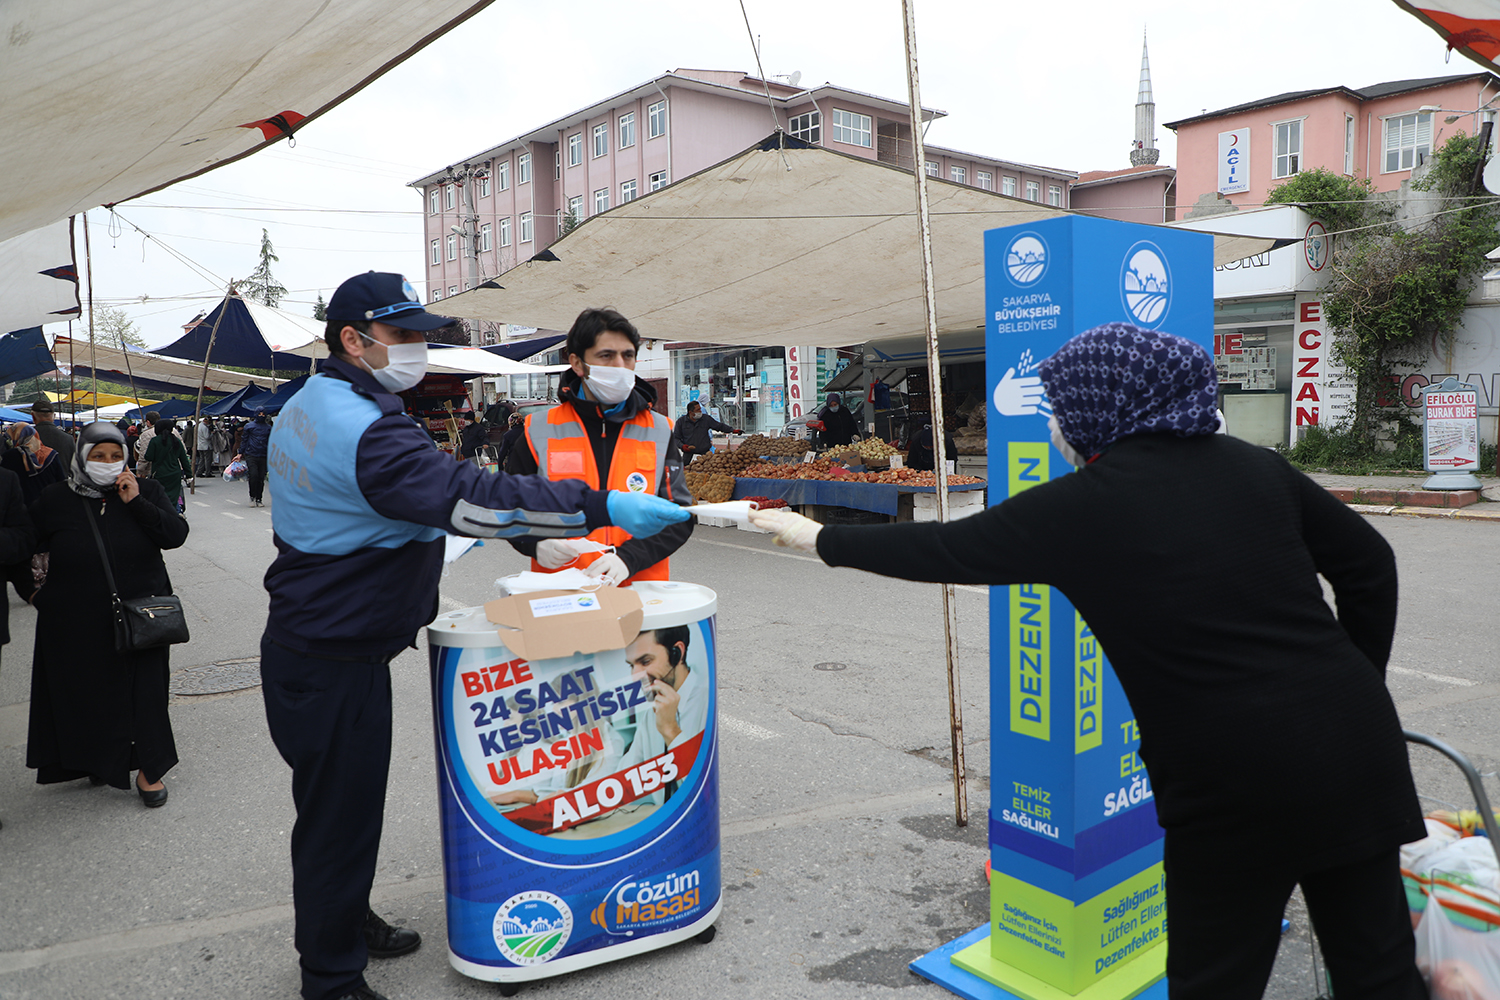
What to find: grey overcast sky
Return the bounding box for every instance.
[76,0,1477,348]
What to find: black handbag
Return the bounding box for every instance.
[84,497,190,652]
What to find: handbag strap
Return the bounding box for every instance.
[82,497,123,603]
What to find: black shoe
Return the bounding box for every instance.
[88,775,107,786]
[333,986,390,1000]
[364,909,420,959]
[135,775,168,808]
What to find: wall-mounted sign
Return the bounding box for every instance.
[1218,130,1249,194]
[1304,221,1328,272]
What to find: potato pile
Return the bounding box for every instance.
[735,461,982,487]
[740,434,805,456]
[688,434,804,475]
[842,438,900,460]
[739,459,836,480]
[684,471,736,503]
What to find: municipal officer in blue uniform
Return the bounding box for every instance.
[260,273,690,1000]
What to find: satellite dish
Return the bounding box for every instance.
[788,70,802,88]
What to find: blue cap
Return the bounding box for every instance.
[326,272,451,332]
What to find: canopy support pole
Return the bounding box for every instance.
[902,0,967,828]
[83,213,99,424]
[189,287,234,495]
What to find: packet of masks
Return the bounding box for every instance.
[499,568,603,594]
[690,500,759,526]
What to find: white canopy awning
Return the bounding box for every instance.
[436,139,1286,350]
[0,0,493,242]
[282,341,565,377]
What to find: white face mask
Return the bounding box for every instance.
[583,364,635,405]
[1048,415,1084,469]
[86,459,126,486]
[357,332,428,392]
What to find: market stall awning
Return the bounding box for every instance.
[283,341,565,377]
[51,335,278,396]
[0,0,495,242]
[154,296,323,371]
[0,327,59,386]
[47,390,161,408]
[1394,1,1500,73]
[435,137,1287,350]
[244,373,312,414]
[0,220,79,335]
[202,383,270,417]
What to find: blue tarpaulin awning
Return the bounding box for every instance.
[201,382,268,417]
[153,297,321,371]
[123,399,200,420]
[0,327,59,386]
[244,372,312,413]
[485,334,566,361]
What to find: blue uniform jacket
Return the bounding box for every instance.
[262,357,612,657]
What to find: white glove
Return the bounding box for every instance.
[583,552,630,585]
[748,508,822,553]
[535,538,582,569]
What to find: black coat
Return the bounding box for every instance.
[0,447,67,505]
[0,468,37,644]
[816,402,858,446]
[34,420,75,467]
[818,433,1423,868]
[26,479,189,788]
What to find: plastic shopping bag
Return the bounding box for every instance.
[223,459,248,482]
[1413,837,1500,1000]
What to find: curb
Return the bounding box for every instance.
[1347,503,1500,524]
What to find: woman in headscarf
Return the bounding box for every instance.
[143,417,191,514]
[1,424,66,601]
[25,422,189,806]
[750,323,1426,1000]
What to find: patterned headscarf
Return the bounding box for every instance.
[68,421,128,498]
[1039,322,1219,461]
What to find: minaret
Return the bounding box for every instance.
[1130,31,1159,166]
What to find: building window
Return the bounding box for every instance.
[432,287,443,301]
[648,100,667,138]
[567,194,583,221]
[1002,176,1016,196]
[444,184,455,210]
[593,123,608,158]
[621,179,638,203]
[479,223,492,252]
[1047,184,1063,207]
[951,166,966,184]
[1025,180,1040,201]
[428,189,440,214]
[448,285,457,296]
[429,239,440,264]
[479,175,491,198]
[831,108,873,147]
[520,211,533,243]
[445,234,457,260]
[497,160,510,190]
[650,170,668,191]
[925,160,940,177]
[499,217,511,247]
[518,153,531,183]
[790,111,821,144]
[594,187,609,214]
[977,170,994,191]
[1273,119,1302,178]
[1344,115,1355,175]
[619,111,636,149]
[568,133,582,166]
[555,150,561,179]
[1384,112,1432,172]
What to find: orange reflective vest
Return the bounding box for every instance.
[524,401,674,582]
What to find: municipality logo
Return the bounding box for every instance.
[1120,242,1171,327]
[625,471,649,492]
[494,891,573,965]
[1005,233,1048,286]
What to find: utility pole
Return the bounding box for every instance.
[453,162,490,407]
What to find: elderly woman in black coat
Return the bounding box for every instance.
[26,422,189,806]
[751,324,1427,1000]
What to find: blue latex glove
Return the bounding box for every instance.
[606,491,692,537]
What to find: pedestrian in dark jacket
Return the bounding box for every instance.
[144,419,192,512]
[0,465,36,831]
[26,422,186,805]
[29,398,75,467]
[236,410,271,506]
[814,391,858,447]
[672,400,738,459]
[1,425,63,602]
[750,323,1427,1000]
[495,412,526,470]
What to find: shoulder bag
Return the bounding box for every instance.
[84,496,190,652]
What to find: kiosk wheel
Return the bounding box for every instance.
[695,923,717,944]
[497,983,522,997]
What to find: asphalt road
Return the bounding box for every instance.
[0,473,1497,1000]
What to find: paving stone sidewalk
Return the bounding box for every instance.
[1306,470,1500,522]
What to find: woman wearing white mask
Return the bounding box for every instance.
[25,422,189,807]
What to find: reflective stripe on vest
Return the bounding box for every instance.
[524,402,674,581]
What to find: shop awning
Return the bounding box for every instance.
[436,136,1287,350]
[0,0,496,243]
[52,335,278,396]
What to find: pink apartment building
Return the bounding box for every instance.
[410,67,1077,329]
[1165,72,1500,218]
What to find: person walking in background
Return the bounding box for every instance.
[29,398,75,467]
[26,422,187,807]
[0,464,36,832]
[494,411,526,470]
[237,409,271,507]
[133,411,160,476]
[144,419,192,515]
[1,425,64,602]
[195,417,214,478]
[211,420,231,473]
